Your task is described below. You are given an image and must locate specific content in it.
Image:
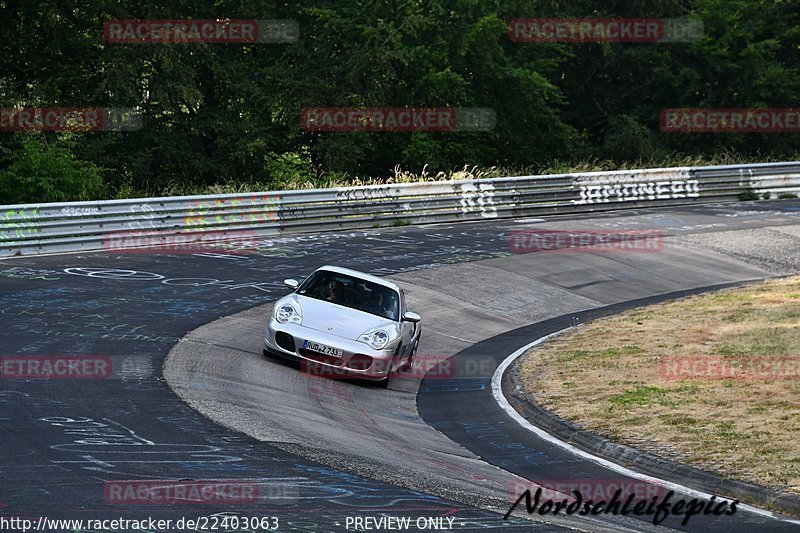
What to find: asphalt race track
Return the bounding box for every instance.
[2,200,800,532]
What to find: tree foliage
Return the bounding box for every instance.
[0,134,106,203]
[1,0,799,201]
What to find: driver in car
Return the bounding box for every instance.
[366,290,394,318]
[326,280,348,305]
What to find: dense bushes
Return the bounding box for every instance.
[1,1,800,202]
[0,135,106,204]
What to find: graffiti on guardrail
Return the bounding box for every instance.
[127,204,157,230]
[2,163,796,257]
[183,195,280,228]
[60,207,101,217]
[458,183,497,218]
[335,187,393,202]
[277,203,304,220]
[573,177,699,205]
[0,208,40,241]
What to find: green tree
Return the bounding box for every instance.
[0,134,107,203]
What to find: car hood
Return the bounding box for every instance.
[289,294,398,341]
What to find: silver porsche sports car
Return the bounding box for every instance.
[263,265,422,386]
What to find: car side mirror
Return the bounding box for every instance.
[402,311,421,323]
[283,278,299,290]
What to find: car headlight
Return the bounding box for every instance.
[275,303,302,324]
[357,329,391,350]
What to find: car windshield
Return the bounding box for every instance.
[298,270,400,321]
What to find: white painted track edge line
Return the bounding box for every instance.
[491,327,800,525]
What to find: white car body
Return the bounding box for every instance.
[263,265,422,385]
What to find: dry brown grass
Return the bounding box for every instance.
[518,276,800,493]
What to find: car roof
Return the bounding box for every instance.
[315,265,400,292]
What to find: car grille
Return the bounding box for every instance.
[275,331,296,353]
[298,349,343,366]
[347,354,373,370]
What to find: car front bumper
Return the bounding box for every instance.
[264,317,396,381]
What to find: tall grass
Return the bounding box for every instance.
[116,150,799,199]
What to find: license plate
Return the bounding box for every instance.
[303,340,343,357]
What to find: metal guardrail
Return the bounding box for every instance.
[1,162,799,257]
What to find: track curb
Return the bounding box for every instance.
[502,326,800,518]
